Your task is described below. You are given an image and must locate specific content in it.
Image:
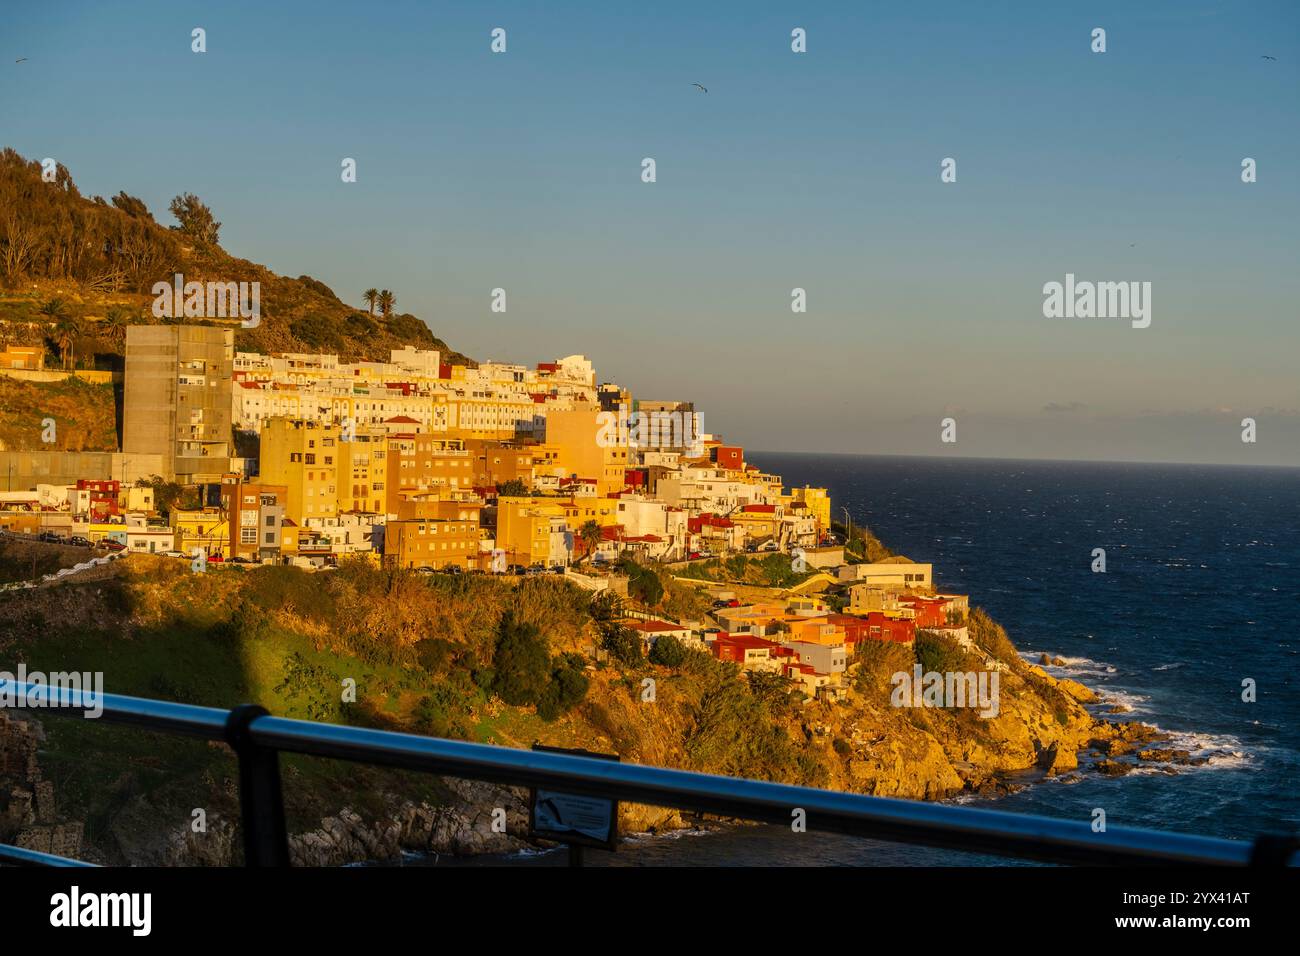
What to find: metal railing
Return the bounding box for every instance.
[1,680,1295,868]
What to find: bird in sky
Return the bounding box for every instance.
[15,58,27,63]
[691,83,707,93]
[1260,55,1277,60]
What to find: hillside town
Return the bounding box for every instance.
[0,325,969,702]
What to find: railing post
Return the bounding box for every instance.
[225,704,291,867]
[1249,832,1299,866]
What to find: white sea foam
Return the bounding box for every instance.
[1023,652,1120,680]
[1095,687,1150,713]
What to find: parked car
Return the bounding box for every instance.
[443,564,464,575]
[102,541,125,552]
[415,566,436,575]
[550,566,566,575]
[162,550,186,558]
[68,536,91,548]
[507,564,525,575]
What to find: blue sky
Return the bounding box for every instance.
[5,1,1298,464]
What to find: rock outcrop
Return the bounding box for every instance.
[0,711,84,860]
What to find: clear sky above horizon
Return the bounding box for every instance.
[5,1,1298,466]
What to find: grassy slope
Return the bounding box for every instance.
[0,376,118,452]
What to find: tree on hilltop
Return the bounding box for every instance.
[111,192,153,221]
[169,192,221,247]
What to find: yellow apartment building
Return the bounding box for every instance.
[259,418,340,523]
[559,496,621,529]
[171,508,230,557]
[785,486,831,535]
[336,427,387,513]
[543,408,629,496]
[731,508,781,543]
[496,496,568,567]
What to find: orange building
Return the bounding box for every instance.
[384,435,474,512]
[465,440,540,490]
[384,497,483,570]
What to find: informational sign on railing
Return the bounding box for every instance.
[529,744,620,851]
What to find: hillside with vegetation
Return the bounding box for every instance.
[0,549,1165,865]
[0,147,474,376]
[0,375,118,452]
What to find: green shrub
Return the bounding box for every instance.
[491,613,551,706]
[600,621,643,666]
[967,607,1019,664]
[684,671,806,783]
[854,638,915,695]
[537,655,589,721]
[648,635,687,668]
[414,637,457,676]
[618,558,664,606]
[412,675,477,739]
[915,630,975,676]
[273,652,340,721]
[490,614,590,720]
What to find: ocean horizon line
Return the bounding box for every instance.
[745,449,1300,472]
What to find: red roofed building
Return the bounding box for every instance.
[854,612,916,645]
[76,479,120,520]
[711,633,781,672]
[688,513,734,533]
[825,613,872,648]
[899,596,947,629]
[713,445,744,471]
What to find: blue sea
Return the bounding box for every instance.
[432,454,1300,866]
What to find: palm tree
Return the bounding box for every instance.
[38,297,68,324]
[104,305,132,347]
[55,315,83,371]
[377,290,395,316]
[578,520,603,565]
[362,288,378,315]
[38,298,76,369]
